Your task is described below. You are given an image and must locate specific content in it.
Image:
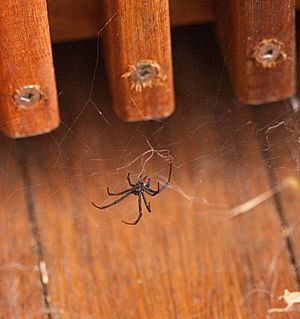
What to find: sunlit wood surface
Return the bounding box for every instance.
[1,25,300,318]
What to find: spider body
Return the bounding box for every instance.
[142,176,150,187]
[92,163,172,225]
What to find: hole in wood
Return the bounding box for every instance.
[252,39,287,68]
[122,60,166,92]
[13,85,42,107]
[134,63,158,81]
[262,48,274,59]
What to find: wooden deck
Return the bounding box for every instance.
[1,25,300,318]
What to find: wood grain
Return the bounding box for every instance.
[252,101,300,285]
[0,139,49,317]
[102,0,174,121]
[47,0,300,43]
[0,0,59,138]
[47,0,216,43]
[216,0,296,104]
[1,26,300,317]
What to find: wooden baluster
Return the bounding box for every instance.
[217,0,296,104]
[102,0,174,121]
[0,0,59,138]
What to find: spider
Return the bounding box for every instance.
[92,163,172,225]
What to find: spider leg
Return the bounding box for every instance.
[141,191,151,212]
[146,182,160,193]
[92,190,133,210]
[127,173,135,187]
[143,187,158,196]
[107,187,133,196]
[122,193,143,225]
[143,163,172,196]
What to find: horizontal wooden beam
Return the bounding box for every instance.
[47,0,300,43]
[48,0,215,43]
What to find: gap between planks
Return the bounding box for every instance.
[18,144,52,319]
[252,108,300,288]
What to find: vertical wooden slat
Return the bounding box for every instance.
[217,0,296,105]
[0,0,59,138]
[103,0,174,121]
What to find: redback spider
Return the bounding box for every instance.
[92,163,172,225]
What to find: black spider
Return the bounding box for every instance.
[92,163,172,225]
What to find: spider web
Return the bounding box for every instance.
[1,10,300,318]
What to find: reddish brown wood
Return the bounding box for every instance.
[0,0,59,138]
[2,27,300,318]
[47,0,216,43]
[47,0,300,43]
[0,141,48,317]
[170,0,216,26]
[102,0,174,121]
[253,102,300,291]
[217,0,296,105]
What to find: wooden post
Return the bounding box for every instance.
[0,0,59,138]
[217,0,296,105]
[103,0,174,121]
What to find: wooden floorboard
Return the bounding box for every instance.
[1,25,300,318]
[253,103,300,282]
[0,140,48,318]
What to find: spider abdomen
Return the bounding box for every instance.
[142,176,151,187]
